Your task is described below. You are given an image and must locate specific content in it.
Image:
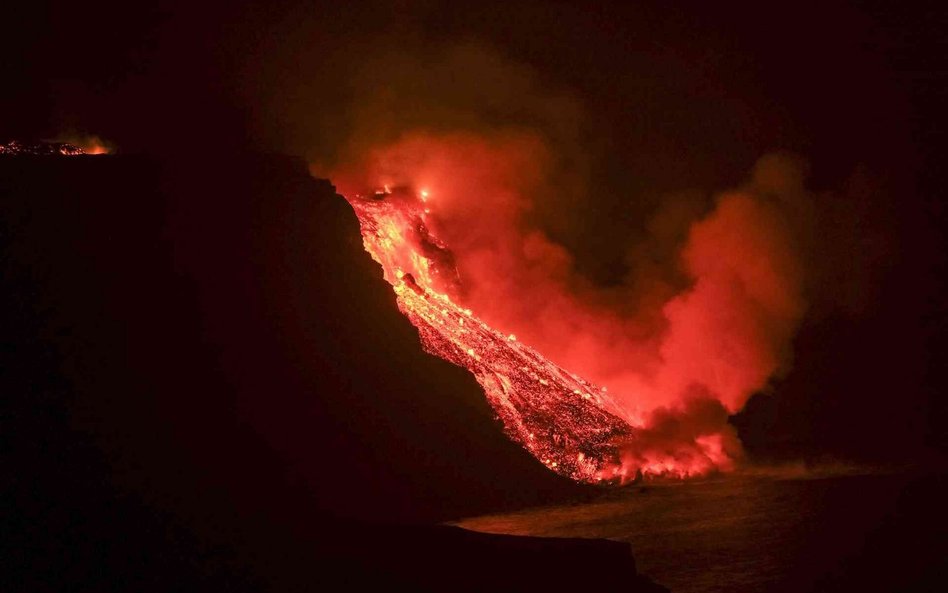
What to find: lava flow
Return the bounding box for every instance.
[0,140,88,156]
[346,186,646,483]
[0,138,111,156]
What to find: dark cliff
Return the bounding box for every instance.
[2,151,665,590]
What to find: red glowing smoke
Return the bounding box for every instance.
[52,134,113,155]
[330,131,810,477]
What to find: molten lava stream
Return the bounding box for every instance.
[345,185,643,484]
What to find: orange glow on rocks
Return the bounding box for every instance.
[329,132,809,483]
[55,134,113,155]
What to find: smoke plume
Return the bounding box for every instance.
[318,40,876,476]
[332,128,813,473]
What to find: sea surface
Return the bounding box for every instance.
[455,471,948,592]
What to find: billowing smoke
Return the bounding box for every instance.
[316,40,878,477]
[331,129,812,474]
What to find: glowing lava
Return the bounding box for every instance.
[0,141,87,156]
[346,186,648,483]
[0,138,111,156]
[331,132,814,483]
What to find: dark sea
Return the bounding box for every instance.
[455,471,948,592]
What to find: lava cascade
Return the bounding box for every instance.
[347,186,671,483]
[331,132,808,483]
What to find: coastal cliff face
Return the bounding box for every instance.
[1,151,576,520]
[3,151,667,590]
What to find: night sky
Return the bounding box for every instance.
[7,1,945,280]
[3,1,948,590]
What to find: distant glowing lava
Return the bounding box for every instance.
[55,134,113,155]
[0,136,112,156]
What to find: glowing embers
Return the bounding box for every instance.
[0,141,86,156]
[0,137,112,156]
[347,187,635,483]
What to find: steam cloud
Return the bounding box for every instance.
[319,40,877,476]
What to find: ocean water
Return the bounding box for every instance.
[455,472,948,592]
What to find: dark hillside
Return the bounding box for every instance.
[2,153,667,591]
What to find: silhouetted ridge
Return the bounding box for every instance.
[3,151,668,591]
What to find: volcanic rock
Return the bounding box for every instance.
[2,150,667,590]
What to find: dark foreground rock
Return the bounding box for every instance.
[316,522,669,591]
[1,151,662,590]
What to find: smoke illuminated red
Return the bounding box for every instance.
[57,135,112,155]
[329,132,808,483]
